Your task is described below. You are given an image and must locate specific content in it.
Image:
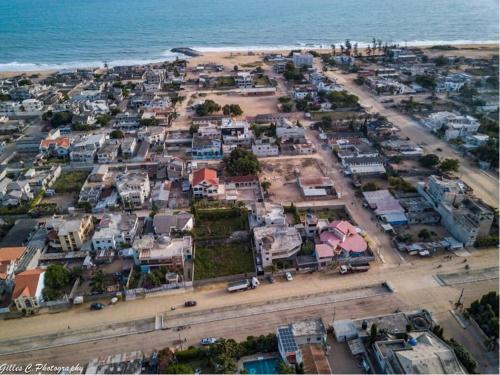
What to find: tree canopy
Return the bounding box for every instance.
[195,99,221,116]
[326,90,359,109]
[419,154,440,168]
[110,129,124,139]
[439,158,460,173]
[222,104,243,116]
[225,148,261,176]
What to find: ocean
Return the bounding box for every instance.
[0,0,498,71]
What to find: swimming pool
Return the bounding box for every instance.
[243,357,280,374]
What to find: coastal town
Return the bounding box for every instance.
[0,43,498,374]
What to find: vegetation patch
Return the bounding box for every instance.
[194,242,254,279]
[52,170,89,193]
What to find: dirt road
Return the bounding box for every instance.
[323,68,499,208]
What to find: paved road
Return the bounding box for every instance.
[0,250,497,367]
[323,68,499,208]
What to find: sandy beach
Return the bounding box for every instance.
[0,43,497,79]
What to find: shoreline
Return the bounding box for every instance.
[0,42,497,78]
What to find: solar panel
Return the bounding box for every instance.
[278,326,299,352]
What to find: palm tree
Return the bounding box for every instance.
[340,45,345,55]
[330,44,336,56]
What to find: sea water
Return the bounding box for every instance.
[0,0,498,70]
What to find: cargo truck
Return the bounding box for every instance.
[339,263,370,274]
[227,277,260,292]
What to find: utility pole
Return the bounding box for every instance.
[455,288,464,310]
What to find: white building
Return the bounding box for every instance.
[92,213,139,250]
[234,72,253,88]
[252,137,279,157]
[116,171,151,208]
[424,112,480,141]
[253,224,302,267]
[276,117,305,141]
[292,52,314,67]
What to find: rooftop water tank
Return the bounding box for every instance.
[409,338,417,346]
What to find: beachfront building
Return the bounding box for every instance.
[12,269,45,314]
[92,213,139,250]
[116,171,151,208]
[292,53,314,68]
[191,168,221,199]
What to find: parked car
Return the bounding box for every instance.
[285,272,293,281]
[184,300,197,307]
[267,275,275,284]
[90,303,104,311]
[200,337,217,345]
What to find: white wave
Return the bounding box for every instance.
[2,39,496,72]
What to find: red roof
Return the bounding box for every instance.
[320,220,367,254]
[12,269,45,299]
[192,168,218,187]
[329,220,357,236]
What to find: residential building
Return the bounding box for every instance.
[276,117,305,141]
[342,156,386,176]
[220,118,253,148]
[191,168,220,199]
[374,331,465,374]
[97,142,120,164]
[85,351,144,375]
[298,177,338,199]
[277,318,327,366]
[46,215,94,251]
[292,52,314,67]
[0,247,27,280]
[12,268,45,313]
[39,137,71,157]
[153,212,194,236]
[316,220,368,265]
[234,72,253,88]
[417,176,494,246]
[133,234,192,271]
[252,137,279,157]
[253,224,302,267]
[70,133,106,164]
[92,213,139,250]
[151,180,172,208]
[251,202,286,227]
[121,137,137,158]
[116,171,151,208]
[191,135,222,160]
[424,112,480,141]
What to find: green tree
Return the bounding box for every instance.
[110,129,124,139]
[419,154,440,168]
[281,102,293,113]
[139,118,160,127]
[415,75,437,90]
[96,114,112,126]
[50,111,73,127]
[362,182,379,192]
[277,362,295,374]
[164,363,194,374]
[369,323,378,344]
[225,148,261,176]
[222,104,243,116]
[439,158,460,173]
[418,229,431,241]
[90,270,106,293]
[44,264,71,289]
[195,100,221,116]
[261,181,271,192]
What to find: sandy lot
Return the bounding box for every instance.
[260,157,326,203]
[198,92,279,117]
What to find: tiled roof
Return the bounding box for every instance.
[12,268,44,299]
[192,168,218,187]
[0,247,26,262]
[40,137,71,149]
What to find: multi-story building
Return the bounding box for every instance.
[191,135,222,160]
[292,52,314,67]
[424,112,480,141]
[46,215,94,251]
[253,224,302,267]
[116,171,151,208]
[234,72,253,88]
[92,213,139,250]
[12,268,45,314]
[252,137,280,157]
[97,142,120,164]
[133,234,192,272]
[418,175,494,247]
[191,168,221,199]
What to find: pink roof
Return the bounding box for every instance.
[320,220,368,254]
[315,244,335,259]
[319,232,340,252]
[339,233,367,253]
[328,220,357,236]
